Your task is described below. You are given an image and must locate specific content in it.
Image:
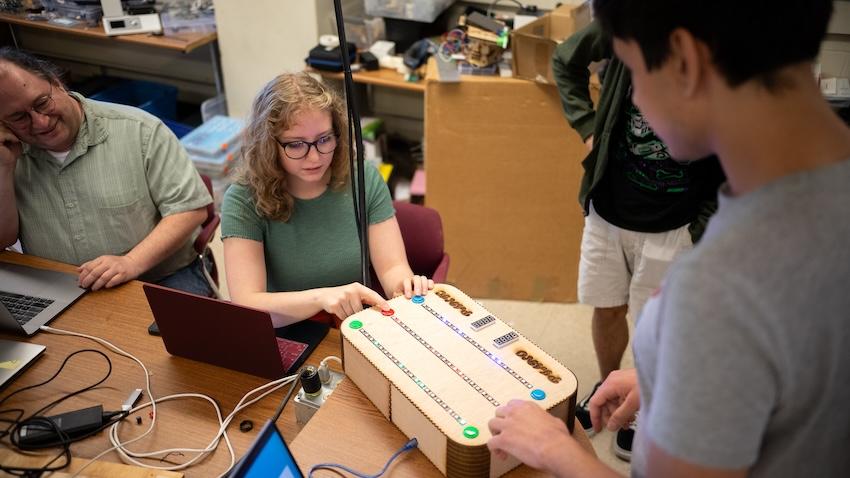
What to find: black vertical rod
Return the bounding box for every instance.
[332,0,371,288]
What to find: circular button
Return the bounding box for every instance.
[381,308,395,316]
[462,426,479,439]
[530,389,546,400]
[411,295,425,304]
[349,320,363,329]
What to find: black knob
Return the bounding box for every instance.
[300,367,322,396]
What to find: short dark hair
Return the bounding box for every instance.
[0,47,64,86]
[592,0,834,90]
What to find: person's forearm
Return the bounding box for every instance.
[231,289,330,327]
[378,263,415,298]
[0,165,19,248]
[546,434,625,478]
[125,208,206,273]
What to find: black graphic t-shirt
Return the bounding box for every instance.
[591,95,719,233]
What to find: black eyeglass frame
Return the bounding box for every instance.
[274,133,339,160]
[2,82,55,128]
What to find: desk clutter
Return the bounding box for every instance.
[310,1,591,83]
[342,284,578,477]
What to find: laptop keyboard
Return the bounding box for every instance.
[276,337,308,373]
[0,291,54,325]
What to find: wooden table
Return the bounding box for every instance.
[0,251,341,477]
[290,371,594,477]
[0,12,216,53]
[0,12,224,94]
[308,66,425,93]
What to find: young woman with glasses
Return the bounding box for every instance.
[221,72,433,326]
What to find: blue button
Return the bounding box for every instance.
[412,295,425,304]
[531,389,546,400]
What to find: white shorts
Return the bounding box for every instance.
[578,202,693,319]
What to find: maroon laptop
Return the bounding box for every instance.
[142,284,328,380]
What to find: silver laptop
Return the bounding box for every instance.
[0,338,45,390]
[0,262,87,336]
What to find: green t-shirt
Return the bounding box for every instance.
[221,163,394,292]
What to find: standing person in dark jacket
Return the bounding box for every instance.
[551,20,725,461]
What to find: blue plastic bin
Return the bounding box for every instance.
[90,80,178,121]
[162,119,194,139]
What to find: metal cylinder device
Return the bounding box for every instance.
[300,366,322,396]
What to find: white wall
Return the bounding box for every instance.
[214,0,330,118]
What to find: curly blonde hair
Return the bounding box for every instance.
[234,72,350,222]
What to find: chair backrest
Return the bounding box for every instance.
[193,174,221,285]
[368,201,450,296]
[393,201,449,282]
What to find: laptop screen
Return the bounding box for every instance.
[231,421,304,478]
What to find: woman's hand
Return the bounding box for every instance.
[319,282,390,319]
[399,275,435,298]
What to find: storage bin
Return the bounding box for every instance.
[180,115,244,158]
[160,10,216,35]
[43,0,103,27]
[162,119,194,139]
[344,16,385,50]
[90,79,178,121]
[201,94,227,123]
[365,0,454,23]
[190,146,240,178]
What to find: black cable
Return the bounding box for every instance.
[271,369,302,423]
[333,0,371,288]
[0,349,115,476]
[0,349,111,412]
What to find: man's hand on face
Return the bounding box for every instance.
[0,124,22,170]
[78,255,144,291]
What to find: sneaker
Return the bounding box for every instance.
[613,416,637,462]
[574,381,601,436]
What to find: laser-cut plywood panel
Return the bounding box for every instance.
[342,285,578,477]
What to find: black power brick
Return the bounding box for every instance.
[18,405,104,447]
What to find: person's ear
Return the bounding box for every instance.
[668,28,707,99]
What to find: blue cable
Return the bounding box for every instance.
[308,438,418,478]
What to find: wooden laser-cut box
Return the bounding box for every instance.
[341,285,578,477]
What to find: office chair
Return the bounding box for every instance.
[194,174,222,298]
[393,200,450,283]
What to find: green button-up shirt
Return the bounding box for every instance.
[14,93,211,281]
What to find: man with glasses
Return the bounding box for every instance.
[0,48,213,295]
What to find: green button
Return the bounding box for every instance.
[349,320,363,329]
[462,426,479,439]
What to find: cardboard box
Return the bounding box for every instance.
[511,2,592,84]
[423,59,590,302]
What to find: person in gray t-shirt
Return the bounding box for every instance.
[631,161,850,476]
[486,2,850,477]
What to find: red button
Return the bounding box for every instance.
[381,308,394,316]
